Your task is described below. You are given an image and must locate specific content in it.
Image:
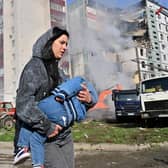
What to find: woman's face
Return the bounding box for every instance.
[52,34,68,60]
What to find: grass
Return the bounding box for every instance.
[0,127,15,141]
[71,120,168,144]
[0,120,168,144]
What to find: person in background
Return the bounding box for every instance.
[14,26,95,168]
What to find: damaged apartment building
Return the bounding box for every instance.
[122,0,168,81]
[67,0,168,87]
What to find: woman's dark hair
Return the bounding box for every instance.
[41,27,69,60]
[52,27,69,40]
[41,27,69,90]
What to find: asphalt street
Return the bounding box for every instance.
[1,142,168,168]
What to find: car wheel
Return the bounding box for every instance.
[2,116,14,130]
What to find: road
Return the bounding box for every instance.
[76,147,168,168]
[1,142,168,168]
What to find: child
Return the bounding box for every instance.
[13,76,98,168]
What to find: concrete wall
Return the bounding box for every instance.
[3,0,51,103]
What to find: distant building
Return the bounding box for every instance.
[50,0,66,28]
[1,0,168,102]
[123,0,168,80]
[1,0,66,102]
[66,0,138,89]
[0,0,3,100]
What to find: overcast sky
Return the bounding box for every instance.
[97,0,168,9]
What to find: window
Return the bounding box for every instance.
[158,14,161,19]
[151,74,155,78]
[165,16,168,23]
[161,44,165,50]
[166,25,168,32]
[12,39,15,47]
[143,73,147,80]
[141,61,145,68]
[150,63,154,71]
[160,34,163,40]
[157,64,161,71]
[140,48,143,56]
[12,53,15,60]
[51,3,63,12]
[163,55,167,61]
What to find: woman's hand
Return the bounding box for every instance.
[77,84,92,103]
[48,124,63,138]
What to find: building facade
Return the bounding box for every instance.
[0,0,3,100]
[66,0,138,90]
[1,0,66,103]
[126,0,168,80]
[50,0,66,28]
[1,0,168,103]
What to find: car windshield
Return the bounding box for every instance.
[0,103,12,109]
[116,93,139,101]
[142,77,168,93]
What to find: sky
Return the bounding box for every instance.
[97,0,168,9]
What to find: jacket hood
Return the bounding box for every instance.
[32,27,69,60]
[32,27,54,59]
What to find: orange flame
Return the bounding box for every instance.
[89,84,123,111]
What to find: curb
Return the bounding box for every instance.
[1,141,168,155]
[74,142,168,152]
[75,143,150,152]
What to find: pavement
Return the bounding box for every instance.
[1,141,168,168]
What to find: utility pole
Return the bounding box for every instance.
[135,47,141,82]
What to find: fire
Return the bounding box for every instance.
[89,84,123,111]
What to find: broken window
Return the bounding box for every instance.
[150,63,154,71]
[140,48,143,56]
[141,61,145,68]
[160,34,163,40]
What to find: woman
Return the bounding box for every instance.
[14,26,94,168]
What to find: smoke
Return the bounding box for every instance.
[67,1,138,119]
[82,6,135,91]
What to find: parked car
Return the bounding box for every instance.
[0,102,16,130]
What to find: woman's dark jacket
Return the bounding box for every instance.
[15,27,70,142]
